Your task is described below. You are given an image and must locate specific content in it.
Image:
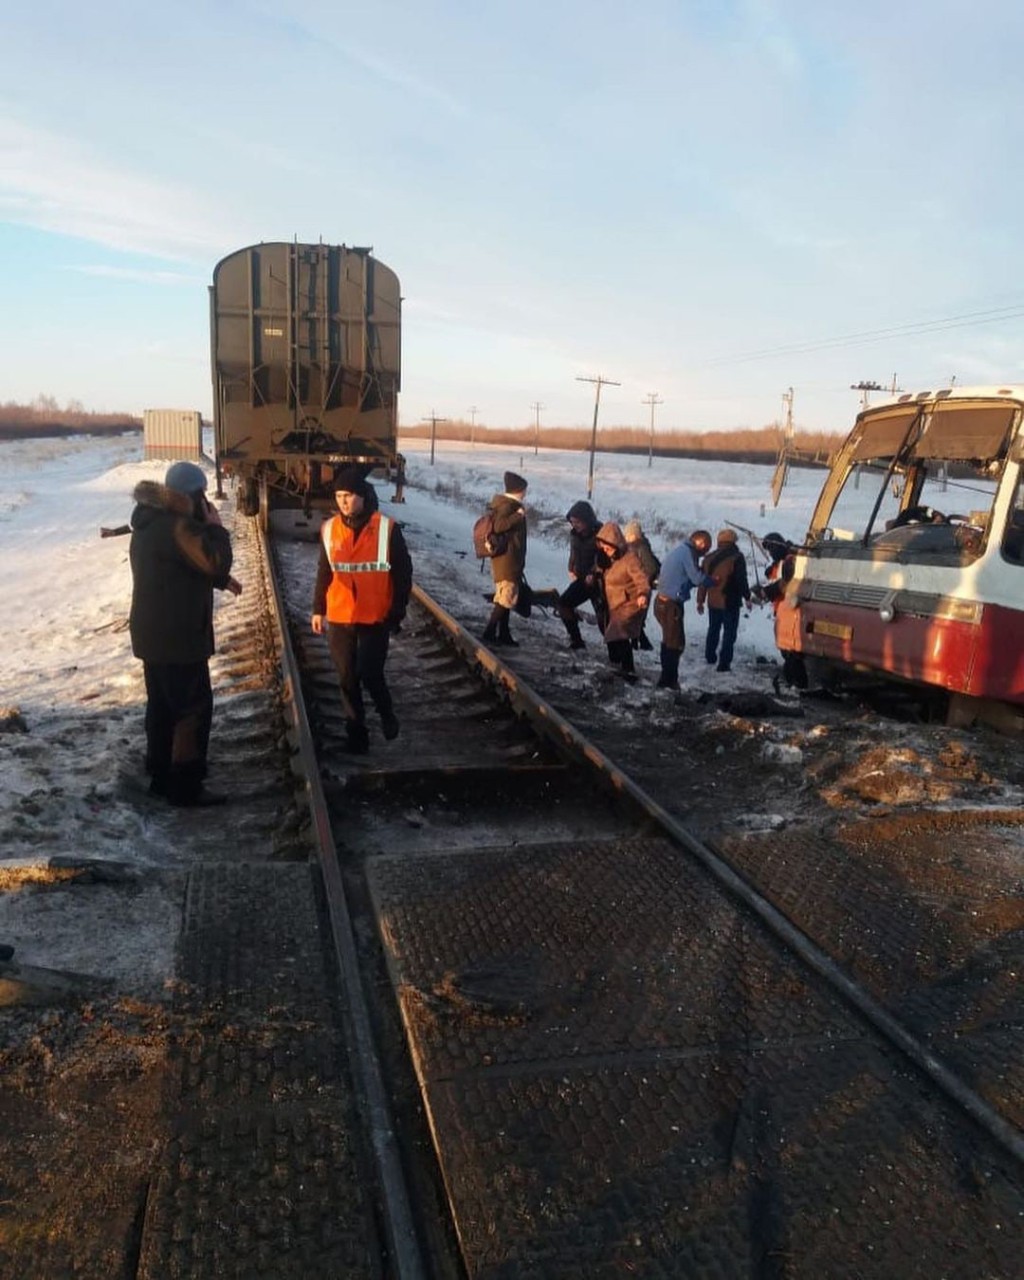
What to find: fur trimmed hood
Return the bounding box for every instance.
[131,480,193,516]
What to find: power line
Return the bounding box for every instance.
[700,300,1024,368]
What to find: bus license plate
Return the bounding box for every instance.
[814,620,853,640]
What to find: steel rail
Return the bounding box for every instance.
[264,532,427,1279]
[411,583,1024,1167]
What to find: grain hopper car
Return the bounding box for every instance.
[210,241,403,531]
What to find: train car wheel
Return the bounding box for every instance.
[239,478,259,518]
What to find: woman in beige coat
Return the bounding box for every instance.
[593,522,651,681]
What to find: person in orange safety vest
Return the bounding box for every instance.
[311,465,413,753]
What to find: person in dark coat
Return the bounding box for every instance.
[312,465,413,752]
[592,522,651,680]
[696,528,752,673]
[482,471,528,647]
[556,499,602,649]
[129,460,242,806]
[623,519,660,651]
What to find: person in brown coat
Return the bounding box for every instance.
[593,521,651,681]
[481,470,528,647]
[623,519,660,651]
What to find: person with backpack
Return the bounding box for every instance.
[311,464,413,753]
[555,500,602,649]
[481,471,528,647]
[653,529,715,690]
[623,519,660,652]
[696,528,752,673]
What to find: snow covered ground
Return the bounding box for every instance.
[0,431,821,978]
[2,430,1022,991]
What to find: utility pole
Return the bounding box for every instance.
[420,411,448,465]
[530,401,544,456]
[781,386,794,441]
[576,374,620,501]
[850,380,883,411]
[467,405,478,446]
[642,393,662,468]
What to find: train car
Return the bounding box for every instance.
[776,385,1024,728]
[210,241,403,531]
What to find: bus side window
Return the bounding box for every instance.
[1003,509,1024,563]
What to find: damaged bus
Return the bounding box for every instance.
[776,386,1024,728]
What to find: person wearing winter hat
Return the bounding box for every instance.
[695,528,752,673]
[312,465,413,753]
[481,471,529,647]
[622,519,660,652]
[128,461,242,807]
[653,529,715,689]
[591,521,651,680]
[755,531,807,690]
[555,500,603,649]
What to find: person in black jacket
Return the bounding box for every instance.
[312,465,413,752]
[129,461,241,807]
[556,500,603,649]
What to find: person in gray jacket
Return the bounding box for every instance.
[129,461,241,806]
[653,529,714,690]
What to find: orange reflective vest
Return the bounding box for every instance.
[322,512,395,624]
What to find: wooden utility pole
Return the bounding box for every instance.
[467,405,478,446]
[642,392,662,468]
[577,375,620,500]
[421,411,449,465]
[530,401,544,456]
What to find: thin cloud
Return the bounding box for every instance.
[65,264,205,285]
[0,116,225,261]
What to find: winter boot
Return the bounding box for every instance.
[638,629,654,652]
[657,644,681,690]
[564,615,585,650]
[497,610,518,647]
[482,605,504,643]
[343,720,370,754]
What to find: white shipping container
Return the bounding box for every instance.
[143,409,203,460]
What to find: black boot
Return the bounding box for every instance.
[559,605,585,649]
[482,605,504,643]
[497,609,518,647]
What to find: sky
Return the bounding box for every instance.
[5,1,1024,434]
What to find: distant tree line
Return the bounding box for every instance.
[399,420,841,466]
[0,396,141,440]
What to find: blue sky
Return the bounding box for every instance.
[4,0,1024,433]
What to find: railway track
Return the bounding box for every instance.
[267,527,1024,1279]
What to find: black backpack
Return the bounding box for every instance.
[472,512,508,558]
